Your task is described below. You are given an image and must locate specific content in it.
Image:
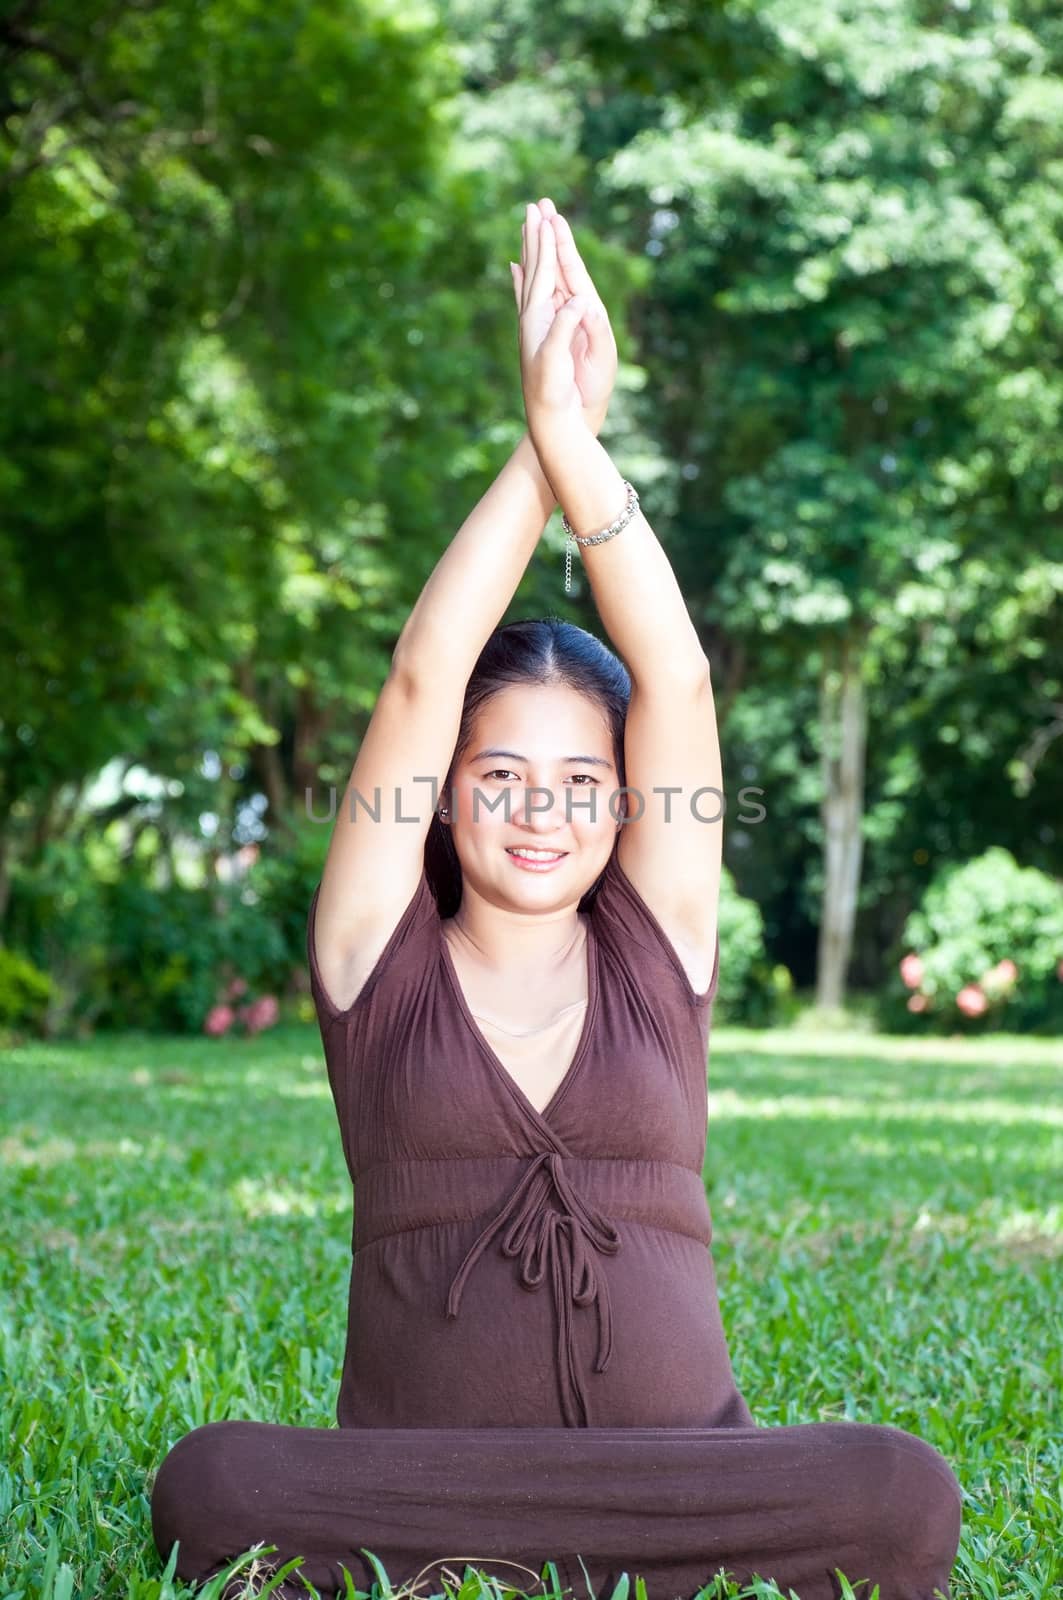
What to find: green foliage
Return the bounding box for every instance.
[4,835,113,1037]
[716,868,796,1028]
[565,0,1063,957]
[0,944,53,1033]
[3,0,1063,1030]
[0,0,517,860]
[245,813,336,971]
[100,874,291,1035]
[884,847,1063,1035]
[8,834,292,1035]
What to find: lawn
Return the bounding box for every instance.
[1,1023,1059,1599]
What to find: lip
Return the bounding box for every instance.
[505,847,568,872]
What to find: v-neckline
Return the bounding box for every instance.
[439,913,599,1128]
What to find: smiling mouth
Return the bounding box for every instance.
[505,847,568,860]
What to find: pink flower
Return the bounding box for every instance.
[956,985,988,1017]
[204,1004,235,1037]
[907,993,928,1013]
[241,995,280,1036]
[225,977,249,1001]
[979,959,1019,996]
[900,953,924,989]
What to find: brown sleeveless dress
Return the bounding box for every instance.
[149,843,964,1599]
[311,842,751,1434]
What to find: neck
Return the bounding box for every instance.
[446,901,585,976]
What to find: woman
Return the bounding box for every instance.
[150,198,963,1600]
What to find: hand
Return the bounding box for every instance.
[536,199,618,431]
[512,199,617,438]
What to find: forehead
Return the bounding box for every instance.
[467,683,612,754]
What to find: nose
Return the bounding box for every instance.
[516,782,572,833]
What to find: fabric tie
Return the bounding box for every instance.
[444,1149,622,1427]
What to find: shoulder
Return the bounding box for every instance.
[590,847,719,1007]
[308,868,439,1023]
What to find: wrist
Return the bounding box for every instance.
[585,404,608,439]
[528,408,593,459]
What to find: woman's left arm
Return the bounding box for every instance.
[519,206,709,687]
[533,416,710,688]
[521,205,721,963]
[542,413,722,966]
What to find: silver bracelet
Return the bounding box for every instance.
[562,480,640,594]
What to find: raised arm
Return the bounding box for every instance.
[519,201,721,976]
[518,204,709,686]
[312,432,555,1010]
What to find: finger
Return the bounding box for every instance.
[543,216,574,302]
[520,202,529,274]
[524,201,541,292]
[528,204,556,306]
[543,293,588,350]
[536,202,571,297]
[552,212,599,305]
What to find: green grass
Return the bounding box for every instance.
[1,1022,1059,1599]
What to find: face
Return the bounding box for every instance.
[443,683,624,907]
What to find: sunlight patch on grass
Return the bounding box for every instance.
[2,1131,180,1167]
[229,1176,327,1219]
[841,1135,898,1158]
[991,1203,1063,1250]
[1,1134,79,1168]
[714,1027,1063,1067]
[241,1072,332,1100]
[707,1088,1063,1127]
[755,1200,1063,1262]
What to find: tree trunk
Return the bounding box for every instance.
[816,626,868,1011]
[237,659,290,825]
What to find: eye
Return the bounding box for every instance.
[481,769,600,785]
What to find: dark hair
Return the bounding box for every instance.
[423,617,631,918]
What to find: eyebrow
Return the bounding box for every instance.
[470,747,613,769]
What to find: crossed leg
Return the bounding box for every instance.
[150,1418,963,1600]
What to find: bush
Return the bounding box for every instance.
[100,873,290,1034]
[882,847,1063,1034]
[0,946,53,1036]
[7,835,292,1037]
[4,836,112,1037]
[716,866,795,1027]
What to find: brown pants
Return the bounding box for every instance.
[150,1418,963,1600]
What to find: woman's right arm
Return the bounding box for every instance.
[311,430,558,1011]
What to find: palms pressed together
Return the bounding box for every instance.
[511,197,618,433]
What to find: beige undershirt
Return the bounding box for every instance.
[471,999,589,1111]
[445,915,591,1112]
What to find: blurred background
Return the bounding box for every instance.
[2,0,1062,1042]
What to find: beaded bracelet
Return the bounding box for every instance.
[562,479,640,594]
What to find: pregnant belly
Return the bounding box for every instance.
[337,1222,753,1430]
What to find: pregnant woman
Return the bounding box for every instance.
[150,198,964,1600]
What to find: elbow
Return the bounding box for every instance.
[633,651,712,694]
